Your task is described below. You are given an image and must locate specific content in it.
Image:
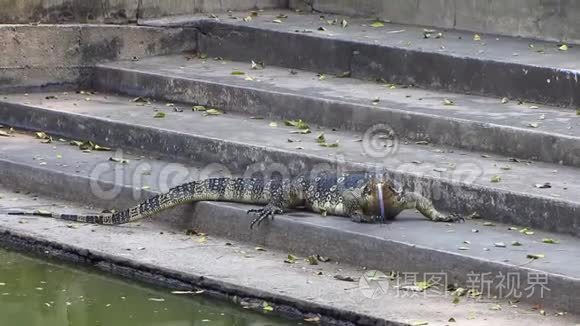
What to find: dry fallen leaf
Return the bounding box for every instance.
[370,21,385,28]
[203,108,223,116]
[542,238,559,244]
[443,98,455,106]
[527,253,545,260]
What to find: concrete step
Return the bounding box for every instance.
[0,91,579,237]
[142,10,580,108]
[1,130,579,319]
[93,55,580,168]
[290,0,580,45]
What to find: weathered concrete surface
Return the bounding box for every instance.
[292,0,580,45]
[0,134,579,319]
[0,24,196,92]
[141,11,580,108]
[139,0,289,19]
[0,0,139,24]
[91,55,580,168]
[0,92,579,237]
[0,0,288,23]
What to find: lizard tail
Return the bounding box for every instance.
[6,177,273,225]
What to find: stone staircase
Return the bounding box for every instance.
[1,4,579,325]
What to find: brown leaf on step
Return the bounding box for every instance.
[336,71,351,78]
[443,98,455,106]
[316,255,330,262]
[284,254,297,264]
[203,108,223,116]
[307,255,319,265]
[526,253,545,259]
[334,275,356,282]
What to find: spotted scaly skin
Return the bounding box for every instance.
[8,172,463,227]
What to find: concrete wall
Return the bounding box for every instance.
[291,0,580,44]
[0,0,139,24]
[0,0,289,23]
[0,25,197,91]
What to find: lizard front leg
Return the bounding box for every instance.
[399,192,464,223]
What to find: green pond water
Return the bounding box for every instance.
[0,248,298,326]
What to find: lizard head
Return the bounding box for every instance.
[360,175,403,219]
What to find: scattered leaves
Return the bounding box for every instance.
[336,71,351,78]
[443,98,455,106]
[542,238,559,244]
[501,97,509,104]
[334,275,356,282]
[370,21,385,28]
[494,242,506,248]
[473,34,481,41]
[527,253,545,260]
[269,122,278,128]
[154,112,166,118]
[423,29,443,39]
[490,175,502,183]
[231,70,245,76]
[558,44,569,51]
[304,315,321,323]
[203,108,223,116]
[284,254,297,264]
[285,119,310,130]
[483,222,495,226]
[109,157,130,164]
[251,60,264,70]
[316,133,339,147]
[272,19,283,24]
[528,122,540,128]
[192,105,207,111]
[307,255,319,265]
[411,321,429,326]
[148,298,165,302]
[519,227,535,235]
[316,255,330,262]
[262,302,274,312]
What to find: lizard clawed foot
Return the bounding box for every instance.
[247,205,284,229]
[445,213,465,223]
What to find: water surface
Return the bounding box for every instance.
[0,248,298,326]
